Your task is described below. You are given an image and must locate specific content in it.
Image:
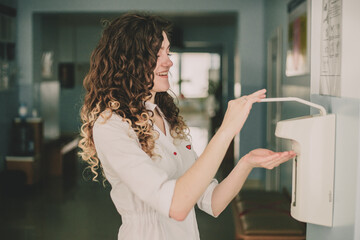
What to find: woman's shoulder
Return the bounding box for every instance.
[94,110,131,134]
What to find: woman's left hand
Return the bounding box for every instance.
[241,148,296,170]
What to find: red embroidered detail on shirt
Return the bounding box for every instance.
[186,145,191,150]
[173,152,177,155]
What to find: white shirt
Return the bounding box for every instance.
[93,101,218,240]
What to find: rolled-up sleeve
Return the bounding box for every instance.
[93,116,176,218]
[197,179,218,217]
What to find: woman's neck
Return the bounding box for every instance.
[149,91,156,104]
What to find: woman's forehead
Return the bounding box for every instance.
[161,32,170,49]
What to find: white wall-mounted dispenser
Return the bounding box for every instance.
[260,97,335,227]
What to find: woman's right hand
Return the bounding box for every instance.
[241,148,296,169]
[219,89,266,137]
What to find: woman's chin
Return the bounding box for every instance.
[152,86,170,93]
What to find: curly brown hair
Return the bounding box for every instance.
[78,12,189,183]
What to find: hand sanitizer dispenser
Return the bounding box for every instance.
[261,97,335,227]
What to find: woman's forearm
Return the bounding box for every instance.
[169,126,234,221]
[210,156,253,217]
[169,89,267,221]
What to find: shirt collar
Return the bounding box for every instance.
[144,101,166,118]
[144,101,157,111]
[144,101,167,118]
[144,101,170,138]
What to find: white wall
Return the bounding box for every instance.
[311,0,360,99]
[355,113,360,239]
[308,0,360,239]
[263,1,360,239]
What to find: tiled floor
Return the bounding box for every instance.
[0,159,234,240]
[0,172,121,240]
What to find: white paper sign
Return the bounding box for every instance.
[320,0,342,97]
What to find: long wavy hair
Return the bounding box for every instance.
[78,12,189,183]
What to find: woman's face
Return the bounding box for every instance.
[151,32,173,93]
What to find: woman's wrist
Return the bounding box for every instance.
[239,154,255,171]
[217,124,236,140]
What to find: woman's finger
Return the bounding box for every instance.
[249,89,267,97]
[237,89,267,106]
[248,92,267,103]
[262,151,296,169]
[242,95,265,107]
[269,152,296,167]
[276,152,296,165]
[242,89,267,100]
[221,89,267,136]
[259,152,281,163]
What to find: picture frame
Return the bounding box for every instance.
[286,0,309,77]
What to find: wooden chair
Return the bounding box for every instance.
[232,190,306,240]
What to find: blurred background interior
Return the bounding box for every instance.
[0,0,360,240]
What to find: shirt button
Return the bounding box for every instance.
[173,152,177,156]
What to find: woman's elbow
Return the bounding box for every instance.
[212,210,221,218]
[210,202,223,218]
[169,207,190,222]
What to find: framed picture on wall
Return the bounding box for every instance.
[286,0,309,77]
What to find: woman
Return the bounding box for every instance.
[79,12,295,240]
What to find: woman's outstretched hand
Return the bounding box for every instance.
[219,89,267,138]
[242,148,297,170]
[210,148,296,217]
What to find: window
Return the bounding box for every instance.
[169,52,220,98]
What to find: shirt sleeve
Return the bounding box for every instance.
[197,179,219,217]
[93,115,176,218]
[191,149,219,217]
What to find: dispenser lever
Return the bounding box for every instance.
[260,97,327,116]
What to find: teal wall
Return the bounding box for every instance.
[237,1,267,180]
[16,0,265,107]
[4,1,360,239]
[14,0,267,169]
[263,0,311,194]
[37,14,236,135]
[0,0,18,171]
[0,90,18,171]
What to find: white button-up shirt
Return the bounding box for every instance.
[93,101,218,240]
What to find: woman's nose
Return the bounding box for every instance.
[163,56,173,67]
